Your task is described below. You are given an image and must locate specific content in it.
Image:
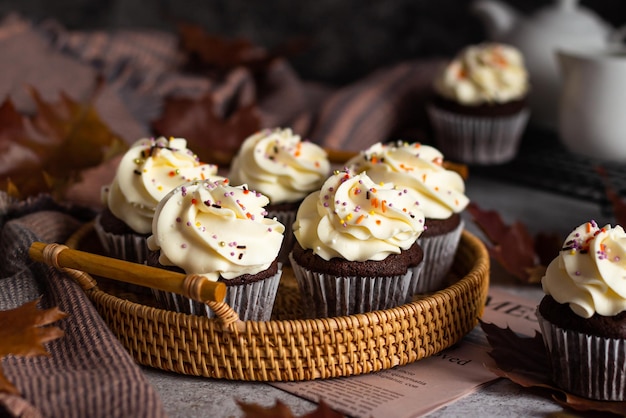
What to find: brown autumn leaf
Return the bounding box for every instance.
[151,93,261,166]
[0,98,49,198]
[0,298,67,395]
[480,320,549,378]
[177,22,309,77]
[238,399,345,418]
[480,321,626,416]
[0,85,127,200]
[467,202,561,284]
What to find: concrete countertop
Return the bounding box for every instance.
[143,174,610,418]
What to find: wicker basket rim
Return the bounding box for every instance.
[66,222,490,332]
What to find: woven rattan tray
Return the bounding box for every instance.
[60,221,489,381]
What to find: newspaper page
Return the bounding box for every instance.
[271,288,541,418]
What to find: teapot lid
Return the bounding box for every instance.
[532,0,611,36]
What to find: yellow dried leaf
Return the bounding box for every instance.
[0,298,67,394]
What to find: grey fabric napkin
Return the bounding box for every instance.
[0,194,166,418]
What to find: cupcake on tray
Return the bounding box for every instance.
[147,179,285,321]
[347,141,469,295]
[537,220,626,401]
[290,168,425,318]
[427,42,530,165]
[228,127,330,263]
[95,136,222,263]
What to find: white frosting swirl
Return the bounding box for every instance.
[433,43,529,105]
[229,127,331,204]
[542,220,626,318]
[347,142,469,220]
[293,169,425,262]
[147,180,285,281]
[104,137,221,234]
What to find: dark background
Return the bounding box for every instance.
[1,0,624,84]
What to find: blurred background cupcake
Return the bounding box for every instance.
[95,136,222,263]
[147,179,285,321]
[537,220,626,401]
[427,42,530,165]
[290,169,425,318]
[347,141,469,295]
[229,127,331,264]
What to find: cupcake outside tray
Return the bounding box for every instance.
[427,42,531,165]
[537,220,626,401]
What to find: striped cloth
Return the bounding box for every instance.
[0,194,166,418]
[0,13,445,153]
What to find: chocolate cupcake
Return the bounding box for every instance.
[95,136,222,263]
[347,141,468,294]
[537,220,626,401]
[427,42,530,165]
[290,169,425,318]
[228,127,330,264]
[147,179,285,321]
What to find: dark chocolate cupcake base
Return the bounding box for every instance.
[290,242,423,318]
[537,296,626,401]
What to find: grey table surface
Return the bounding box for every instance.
[142,174,610,418]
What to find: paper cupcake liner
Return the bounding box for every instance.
[427,105,530,165]
[537,310,626,401]
[152,268,282,322]
[93,214,150,264]
[289,253,412,318]
[413,220,464,295]
[267,208,297,265]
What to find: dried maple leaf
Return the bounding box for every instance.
[151,93,261,166]
[467,202,560,284]
[0,298,67,394]
[0,98,48,198]
[480,321,626,416]
[480,320,548,378]
[238,399,345,418]
[178,22,309,77]
[0,84,127,200]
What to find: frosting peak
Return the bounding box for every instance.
[229,127,331,203]
[147,179,285,281]
[542,220,626,318]
[104,137,221,234]
[346,141,469,220]
[293,169,425,262]
[433,43,529,105]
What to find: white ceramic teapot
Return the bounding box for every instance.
[472,0,619,130]
[557,43,626,161]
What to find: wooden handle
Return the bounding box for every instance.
[325,148,358,165]
[29,242,227,303]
